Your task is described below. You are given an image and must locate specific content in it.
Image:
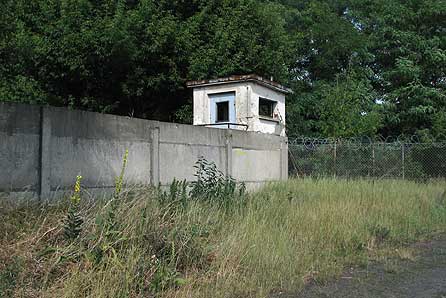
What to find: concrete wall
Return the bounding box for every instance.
[0,102,287,199]
[0,103,41,198]
[192,81,286,136]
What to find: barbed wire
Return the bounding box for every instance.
[289,133,446,180]
[288,134,446,151]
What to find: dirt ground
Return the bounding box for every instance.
[282,236,446,298]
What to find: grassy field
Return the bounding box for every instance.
[1,178,446,298]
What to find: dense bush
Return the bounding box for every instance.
[1,0,445,138]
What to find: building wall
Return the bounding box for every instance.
[192,81,286,136]
[249,82,286,136]
[0,102,287,200]
[193,82,249,126]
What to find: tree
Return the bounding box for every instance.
[186,0,293,82]
[346,0,446,138]
[1,0,445,139]
[285,0,377,137]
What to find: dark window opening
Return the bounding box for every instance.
[259,98,276,118]
[216,101,229,122]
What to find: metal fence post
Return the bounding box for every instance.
[280,137,288,180]
[401,143,405,180]
[333,140,337,177]
[372,142,376,178]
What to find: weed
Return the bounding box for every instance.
[160,158,246,211]
[150,256,181,292]
[63,175,83,241]
[436,190,446,207]
[190,157,246,208]
[159,178,189,208]
[114,148,129,199]
[96,149,129,250]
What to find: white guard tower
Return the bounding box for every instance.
[187,74,292,136]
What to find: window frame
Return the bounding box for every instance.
[258,97,277,120]
[208,91,236,124]
[216,101,229,123]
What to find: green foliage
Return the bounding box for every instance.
[173,103,193,124]
[1,0,445,138]
[159,157,246,211]
[190,157,246,206]
[368,223,391,244]
[318,70,382,138]
[94,149,130,256]
[286,0,446,139]
[159,178,189,208]
[114,149,128,199]
[187,0,292,82]
[0,0,292,121]
[63,206,83,241]
[63,175,83,241]
[346,0,446,138]
[149,259,180,292]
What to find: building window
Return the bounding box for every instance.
[259,98,276,118]
[216,101,229,122]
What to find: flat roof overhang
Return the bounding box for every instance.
[186,74,293,95]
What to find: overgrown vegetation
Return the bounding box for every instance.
[1,0,445,139]
[1,163,446,297]
[158,157,246,208]
[63,175,83,241]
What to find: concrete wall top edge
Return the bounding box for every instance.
[229,129,286,149]
[1,102,285,147]
[47,106,157,141]
[0,102,41,135]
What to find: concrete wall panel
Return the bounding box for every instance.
[48,108,152,191]
[50,137,151,190]
[0,103,40,193]
[159,143,225,184]
[232,148,281,182]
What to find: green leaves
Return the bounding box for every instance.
[63,205,83,241]
[64,175,84,241]
[160,157,246,210]
[1,0,445,139]
[190,157,246,208]
[187,0,291,82]
[319,71,382,138]
[287,0,446,139]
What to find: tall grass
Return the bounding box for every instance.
[1,178,446,298]
[193,179,446,297]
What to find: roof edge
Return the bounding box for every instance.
[186,74,293,94]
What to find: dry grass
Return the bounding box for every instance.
[1,178,446,298]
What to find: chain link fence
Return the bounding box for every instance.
[288,136,446,180]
